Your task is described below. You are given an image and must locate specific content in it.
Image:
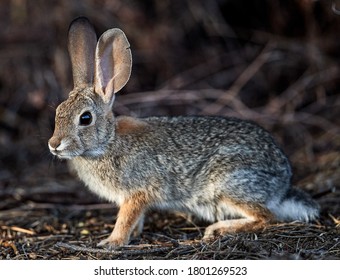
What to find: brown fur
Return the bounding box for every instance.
[68,17,96,88]
[116,116,149,136]
[97,191,150,247]
[204,198,275,239]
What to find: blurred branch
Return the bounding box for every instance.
[116,88,339,135]
[332,1,340,15]
[266,66,339,114]
[199,42,274,116]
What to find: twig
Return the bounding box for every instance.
[328,214,340,227]
[200,43,274,115]
[25,201,115,211]
[55,242,171,255]
[265,66,339,114]
[160,51,241,90]
[1,226,35,235]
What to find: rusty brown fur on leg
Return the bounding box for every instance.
[203,201,275,240]
[97,191,150,247]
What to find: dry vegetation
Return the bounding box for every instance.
[0,0,339,259]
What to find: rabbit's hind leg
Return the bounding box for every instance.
[203,201,274,240]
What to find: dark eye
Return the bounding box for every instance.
[79,111,92,126]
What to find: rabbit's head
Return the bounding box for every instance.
[48,17,132,159]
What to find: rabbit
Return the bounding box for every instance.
[48,17,320,247]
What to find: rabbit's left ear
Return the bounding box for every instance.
[68,17,97,90]
[94,28,132,106]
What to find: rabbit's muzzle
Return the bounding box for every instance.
[48,134,74,159]
[48,136,62,156]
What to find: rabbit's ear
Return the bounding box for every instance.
[68,17,97,89]
[94,28,132,105]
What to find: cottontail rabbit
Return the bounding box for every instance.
[48,17,319,247]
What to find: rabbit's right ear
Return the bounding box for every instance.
[94,28,132,106]
[68,17,97,89]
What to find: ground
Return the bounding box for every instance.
[0,0,339,259]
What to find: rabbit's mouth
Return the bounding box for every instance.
[52,152,74,159]
[49,147,79,160]
[48,137,83,159]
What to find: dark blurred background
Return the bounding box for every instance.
[0,0,339,209]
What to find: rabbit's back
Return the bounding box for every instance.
[141,115,291,201]
[137,115,291,178]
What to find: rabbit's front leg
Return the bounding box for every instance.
[132,213,145,238]
[97,192,148,248]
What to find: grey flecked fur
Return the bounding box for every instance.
[48,17,319,247]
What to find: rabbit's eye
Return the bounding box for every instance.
[79,111,92,126]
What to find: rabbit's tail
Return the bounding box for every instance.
[269,187,320,222]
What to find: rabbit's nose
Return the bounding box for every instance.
[48,136,61,150]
